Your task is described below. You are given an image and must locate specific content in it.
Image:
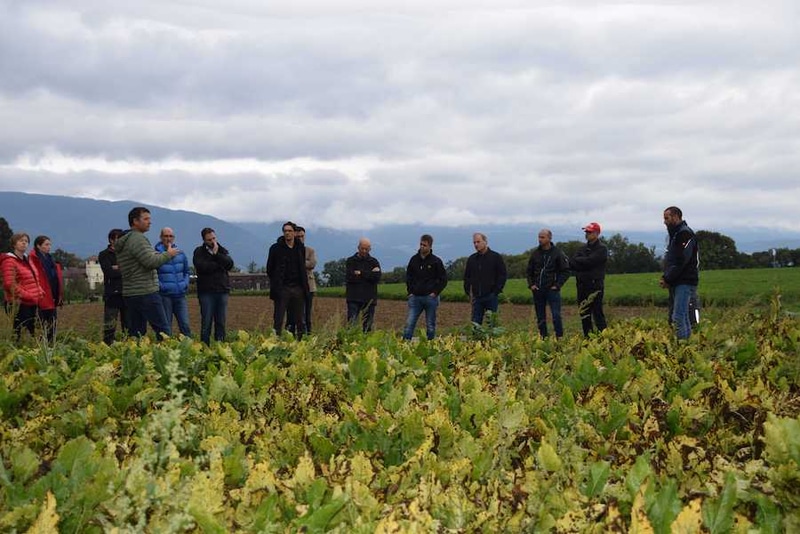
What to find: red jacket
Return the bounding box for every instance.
[1,253,43,306]
[28,253,64,310]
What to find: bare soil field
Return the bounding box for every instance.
[54,296,665,340]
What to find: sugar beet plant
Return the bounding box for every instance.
[0,298,799,532]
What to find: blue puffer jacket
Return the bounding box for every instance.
[155,242,190,296]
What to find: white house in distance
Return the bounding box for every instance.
[85,259,103,291]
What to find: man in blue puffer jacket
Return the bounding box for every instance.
[155,227,192,336]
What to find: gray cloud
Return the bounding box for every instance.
[1,0,799,233]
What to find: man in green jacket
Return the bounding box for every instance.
[116,206,180,338]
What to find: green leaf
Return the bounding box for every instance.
[294,497,347,533]
[648,479,681,534]
[702,472,737,534]
[537,442,563,472]
[581,460,610,499]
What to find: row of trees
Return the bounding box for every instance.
[321,231,799,287]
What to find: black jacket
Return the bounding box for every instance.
[98,246,123,300]
[266,237,309,300]
[571,239,608,288]
[193,243,234,293]
[406,251,448,296]
[463,249,507,298]
[526,245,570,290]
[663,220,699,286]
[346,253,381,302]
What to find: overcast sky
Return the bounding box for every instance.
[1,0,799,232]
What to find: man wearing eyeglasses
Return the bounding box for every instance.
[155,227,192,337]
[570,222,608,337]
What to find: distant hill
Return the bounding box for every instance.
[2,191,799,271]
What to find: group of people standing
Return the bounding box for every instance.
[98,207,234,345]
[3,205,699,344]
[1,233,63,342]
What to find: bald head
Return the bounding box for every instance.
[357,238,372,257]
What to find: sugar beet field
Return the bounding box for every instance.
[1,274,799,531]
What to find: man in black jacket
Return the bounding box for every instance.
[463,232,507,325]
[267,222,309,339]
[345,238,381,332]
[660,206,699,339]
[526,228,570,338]
[571,222,608,337]
[193,227,234,345]
[98,228,126,344]
[402,234,448,340]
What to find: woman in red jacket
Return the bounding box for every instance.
[2,233,44,341]
[29,235,64,342]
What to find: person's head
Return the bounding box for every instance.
[538,229,552,249]
[34,235,51,254]
[295,226,306,244]
[582,222,601,243]
[419,234,433,257]
[108,228,124,246]
[9,233,30,255]
[357,238,371,257]
[472,232,488,254]
[201,227,217,247]
[160,227,175,248]
[128,207,151,232]
[282,221,296,244]
[663,206,683,228]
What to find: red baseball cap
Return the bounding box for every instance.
[582,222,601,234]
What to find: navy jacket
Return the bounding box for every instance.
[663,220,699,286]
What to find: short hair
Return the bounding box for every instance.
[108,228,124,242]
[128,207,150,226]
[282,221,296,231]
[473,232,487,242]
[539,228,553,239]
[201,227,215,239]
[420,234,433,246]
[664,206,683,218]
[10,233,30,248]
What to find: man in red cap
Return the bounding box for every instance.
[570,222,608,337]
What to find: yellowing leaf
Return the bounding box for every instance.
[671,497,703,533]
[630,483,655,534]
[26,491,59,534]
[537,442,563,472]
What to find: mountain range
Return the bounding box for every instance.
[2,191,799,271]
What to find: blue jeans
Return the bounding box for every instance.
[125,293,170,339]
[471,293,498,325]
[533,288,563,338]
[403,294,439,340]
[347,300,376,333]
[198,292,228,344]
[161,294,192,336]
[671,284,694,339]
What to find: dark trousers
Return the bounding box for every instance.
[347,300,376,333]
[124,293,170,340]
[533,288,563,338]
[198,292,228,344]
[103,295,127,344]
[5,302,37,342]
[471,293,499,325]
[577,284,607,337]
[38,308,57,343]
[286,291,314,335]
[274,285,306,339]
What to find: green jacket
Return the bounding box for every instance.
[116,230,171,297]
